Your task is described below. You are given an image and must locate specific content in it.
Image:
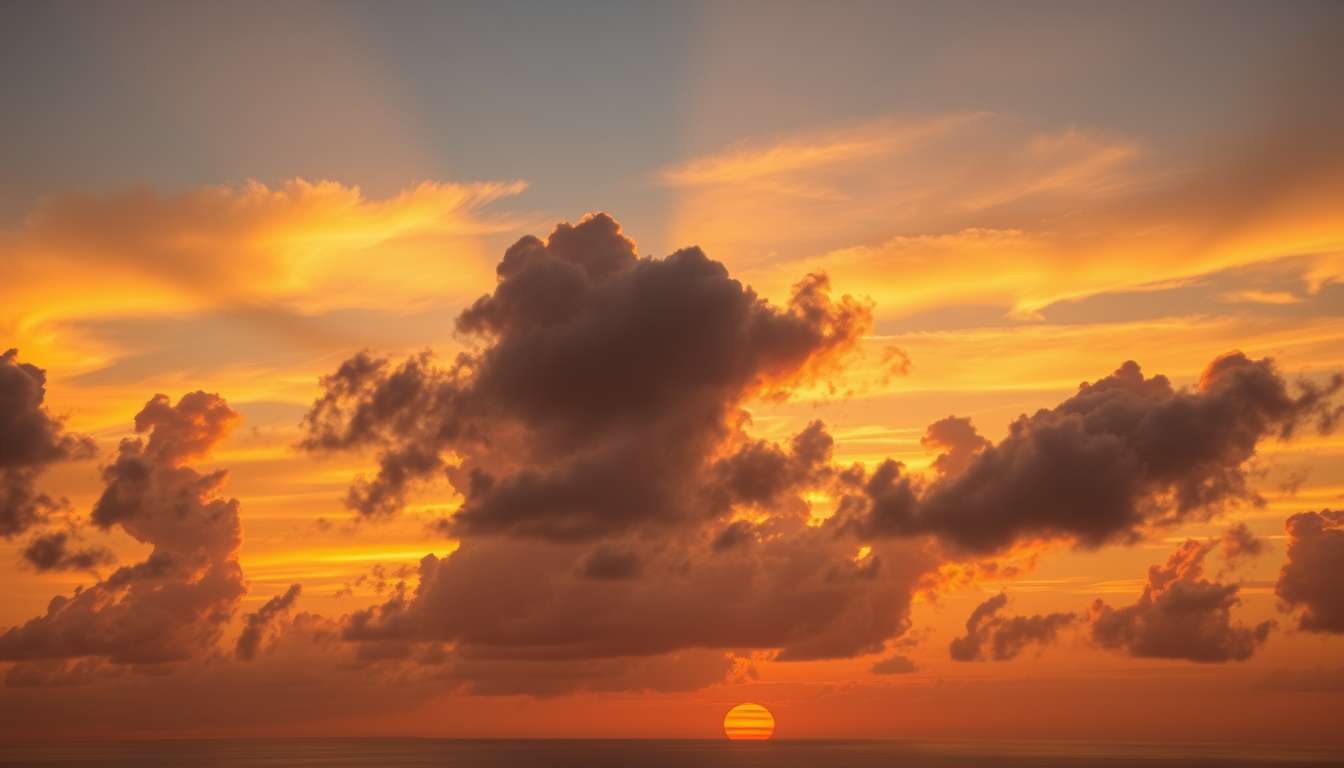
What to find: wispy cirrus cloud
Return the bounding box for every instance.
[659,111,1344,319]
[1,179,527,376]
[658,113,985,192]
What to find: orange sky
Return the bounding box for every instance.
[1,1,1343,747]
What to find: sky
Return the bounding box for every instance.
[2,0,1344,745]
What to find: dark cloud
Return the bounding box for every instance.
[711,520,757,552]
[578,545,642,581]
[294,214,1340,696]
[850,353,1342,553]
[334,563,417,600]
[1220,522,1265,566]
[0,349,95,538]
[20,531,114,573]
[342,529,931,676]
[871,653,918,674]
[948,593,1075,662]
[1090,539,1273,662]
[301,213,870,537]
[293,216,955,693]
[4,657,113,688]
[842,458,919,538]
[1275,509,1344,633]
[0,392,246,673]
[436,649,747,697]
[703,420,836,515]
[0,609,453,737]
[89,391,241,557]
[236,584,302,661]
[921,416,989,477]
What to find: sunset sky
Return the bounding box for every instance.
[2,1,1343,745]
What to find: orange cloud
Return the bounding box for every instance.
[658,113,984,191]
[661,113,1344,318]
[1,179,526,377]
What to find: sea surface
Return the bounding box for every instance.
[2,739,1342,768]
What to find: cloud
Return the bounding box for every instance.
[0,179,528,384]
[920,416,990,478]
[848,352,1342,553]
[948,593,1075,662]
[290,215,1344,693]
[0,609,452,735]
[19,531,114,573]
[711,520,757,552]
[870,653,918,675]
[658,114,983,189]
[1275,509,1344,633]
[578,546,642,581]
[301,213,870,536]
[435,649,748,698]
[1089,539,1273,662]
[1220,522,1265,566]
[0,349,96,539]
[0,391,247,672]
[704,420,837,514]
[341,531,931,684]
[5,179,524,309]
[1219,290,1302,306]
[235,584,302,661]
[294,214,946,693]
[664,110,1344,319]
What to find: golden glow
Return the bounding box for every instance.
[0,179,528,384]
[723,702,776,741]
[662,112,1344,320]
[2,2,1344,745]
[659,114,982,188]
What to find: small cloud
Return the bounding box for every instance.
[871,653,918,675]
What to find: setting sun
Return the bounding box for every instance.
[723,703,776,741]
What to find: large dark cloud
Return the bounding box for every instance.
[0,392,246,672]
[0,349,95,538]
[948,593,1075,662]
[301,213,870,538]
[294,216,953,692]
[1275,509,1344,633]
[849,353,1342,553]
[1090,539,1272,662]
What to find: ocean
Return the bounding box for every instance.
[1,739,1342,768]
